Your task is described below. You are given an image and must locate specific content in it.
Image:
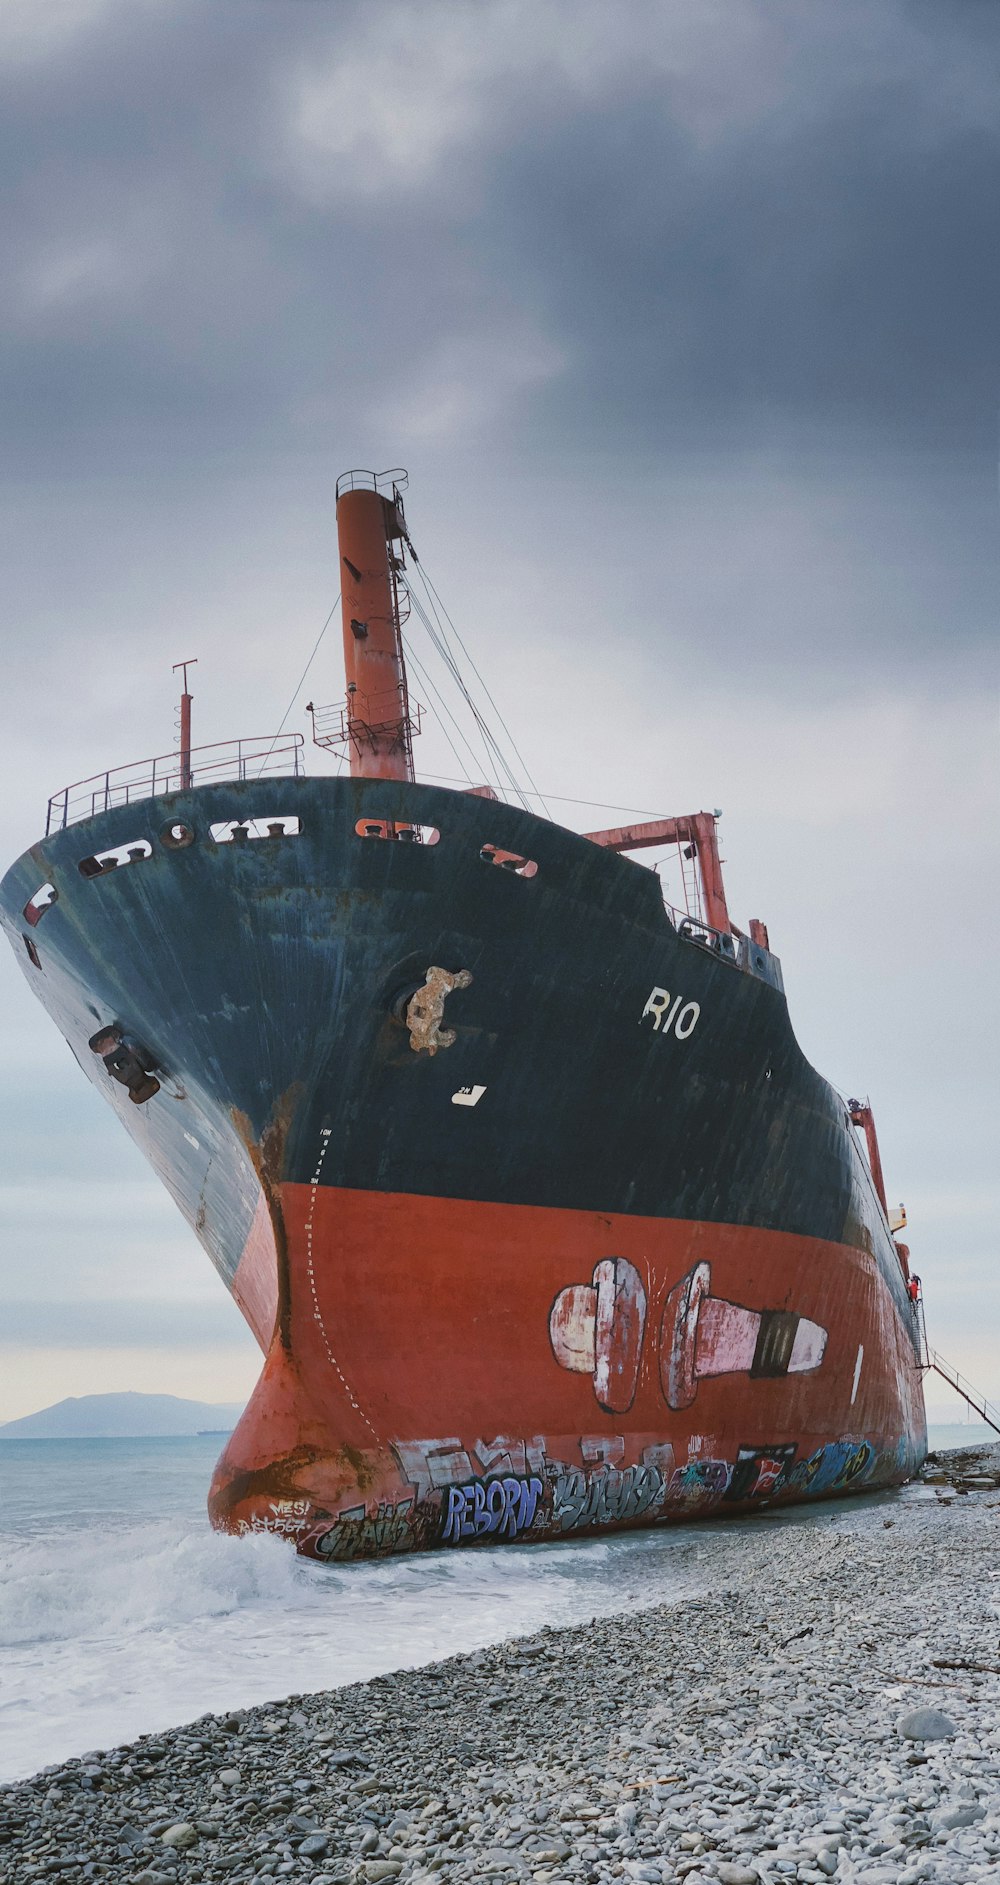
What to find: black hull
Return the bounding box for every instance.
[2,776,909,1294]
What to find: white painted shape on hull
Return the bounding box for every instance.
[851,1342,865,1405]
[789,1318,828,1373]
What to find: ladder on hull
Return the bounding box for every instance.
[925,1347,1000,1438]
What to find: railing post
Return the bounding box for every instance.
[44,729,307,831]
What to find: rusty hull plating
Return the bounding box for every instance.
[0,471,927,1561]
[309,471,420,782]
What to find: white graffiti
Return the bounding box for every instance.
[236,1512,309,1536]
[394,1434,550,1500]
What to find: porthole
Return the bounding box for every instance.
[23,883,57,926]
[355,818,439,845]
[161,820,196,850]
[211,816,301,843]
[479,843,537,878]
[78,840,152,878]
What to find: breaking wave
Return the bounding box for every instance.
[0,1522,302,1648]
[0,1505,635,1781]
[0,1437,746,1783]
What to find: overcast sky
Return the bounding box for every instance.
[1,0,997,1425]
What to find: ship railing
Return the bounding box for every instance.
[663,902,738,962]
[308,689,424,757]
[335,466,408,500]
[45,734,305,835]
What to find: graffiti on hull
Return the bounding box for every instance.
[441,1475,543,1543]
[789,1438,874,1496]
[668,1455,732,1504]
[289,1426,893,1561]
[393,1434,550,1499]
[236,1496,312,1538]
[552,1460,666,1531]
[315,1498,419,1560]
[724,1443,797,1503]
[549,1257,827,1413]
[385,1433,743,1549]
[281,1251,873,1560]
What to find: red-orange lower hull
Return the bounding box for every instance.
[209,1185,925,1558]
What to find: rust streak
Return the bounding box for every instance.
[212,1440,379,1521]
[231,1081,303,1348]
[211,1444,331,1518]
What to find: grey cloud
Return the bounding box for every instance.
[477,52,1000,457]
[1,0,997,480]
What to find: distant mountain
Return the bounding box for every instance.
[0,1392,245,1439]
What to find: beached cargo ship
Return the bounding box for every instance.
[0,470,926,1557]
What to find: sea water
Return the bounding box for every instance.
[0,1426,985,1783]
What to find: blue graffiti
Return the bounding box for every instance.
[668,1457,732,1503]
[441,1474,543,1544]
[789,1438,874,1496]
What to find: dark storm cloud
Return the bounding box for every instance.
[1,0,997,1417]
[0,1,335,467]
[503,89,1000,454]
[0,1,992,804]
[1,0,997,478]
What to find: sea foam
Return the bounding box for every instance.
[0,1521,300,1648]
[0,1502,641,1782]
[0,1435,736,1784]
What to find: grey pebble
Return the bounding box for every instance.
[932,1802,986,1830]
[897,1708,957,1740]
[160,1821,199,1848]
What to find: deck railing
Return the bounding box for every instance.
[46,735,305,835]
[663,902,737,959]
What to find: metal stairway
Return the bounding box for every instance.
[925,1345,1000,1438]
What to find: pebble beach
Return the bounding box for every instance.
[3,1447,998,1885]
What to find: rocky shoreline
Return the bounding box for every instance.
[3,1448,998,1885]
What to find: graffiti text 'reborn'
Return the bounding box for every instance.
[441,1474,543,1544]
